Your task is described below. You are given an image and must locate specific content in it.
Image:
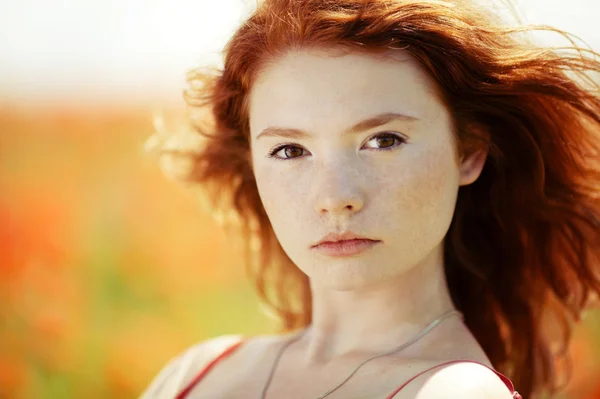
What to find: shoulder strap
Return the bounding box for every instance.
[175,337,246,399]
[385,360,521,399]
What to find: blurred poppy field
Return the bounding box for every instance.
[1,102,599,399]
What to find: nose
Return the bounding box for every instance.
[312,162,365,217]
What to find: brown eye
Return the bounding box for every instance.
[364,132,406,150]
[284,147,304,158]
[375,135,396,148]
[268,144,306,160]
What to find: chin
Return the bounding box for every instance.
[306,261,393,291]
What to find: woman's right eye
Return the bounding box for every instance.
[267,144,307,160]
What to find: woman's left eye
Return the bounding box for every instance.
[364,132,407,150]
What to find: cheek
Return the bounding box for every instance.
[253,163,303,223]
[405,151,457,210]
[387,144,459,246]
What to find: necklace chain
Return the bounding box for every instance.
[260,309,464,399]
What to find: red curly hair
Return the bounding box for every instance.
[149,0,600,397]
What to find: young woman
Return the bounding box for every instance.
[140,0,600,398]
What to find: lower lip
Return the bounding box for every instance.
[312,239,380,257]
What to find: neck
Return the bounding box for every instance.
[299,244,458,365]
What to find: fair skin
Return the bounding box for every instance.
[144,47,514,398]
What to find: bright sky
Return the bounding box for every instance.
[1,0,598,104]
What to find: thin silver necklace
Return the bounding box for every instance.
[260,309,463,399]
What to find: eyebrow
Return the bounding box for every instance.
[255,112,419,141]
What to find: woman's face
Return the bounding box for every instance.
[248,48,483,290]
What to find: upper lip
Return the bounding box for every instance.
[312,231,378,247]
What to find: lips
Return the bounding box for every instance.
[313,231,377,247]
[311,238,381,257]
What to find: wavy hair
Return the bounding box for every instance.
[147,0,600,397]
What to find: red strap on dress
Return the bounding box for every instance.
[384,359,522,399]
[175,339,245,399]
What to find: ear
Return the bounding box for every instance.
[458,121,491,186]
[458,146,488,186]
[457,122,491,186]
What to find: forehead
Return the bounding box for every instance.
[248,48,446,137]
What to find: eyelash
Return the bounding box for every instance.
[266,132,407,161]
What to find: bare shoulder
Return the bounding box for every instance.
[414,362,515,399]
[138,334,244,399]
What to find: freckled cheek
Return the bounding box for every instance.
[254,166,305,219]
[387,151,458,221]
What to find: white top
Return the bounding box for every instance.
[138,334,245,399]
